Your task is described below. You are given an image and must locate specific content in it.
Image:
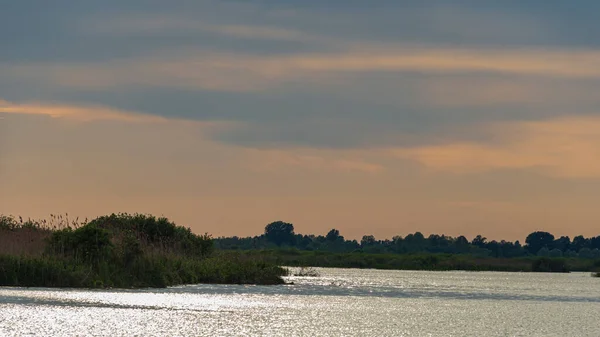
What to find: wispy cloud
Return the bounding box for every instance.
[4,45,600,94]
[412,76,600,108]
[87,15,328,44]
[263,46,600,79]
[394,116,600,179]
[0,98,170,123]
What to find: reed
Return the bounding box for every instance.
[0,213,286,288]
[229,249,600,273]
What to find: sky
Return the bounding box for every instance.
[1,1,600,241]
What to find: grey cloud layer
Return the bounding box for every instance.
[2,0,600,149]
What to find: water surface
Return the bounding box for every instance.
[0,268,598,336]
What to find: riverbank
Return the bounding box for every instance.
[226,248,600,273]
[0,214,287,288]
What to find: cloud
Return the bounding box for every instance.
[394,115,600,179]
[3,45,600,94]
[411,76,600,108]
[265,46,600,79]
[205,24,323,42]
[0,99,171,123]
[86,15,328,44]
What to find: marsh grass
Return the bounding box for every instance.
[291,266,320,277]
[0,213,286,288]
[231,249,600,273]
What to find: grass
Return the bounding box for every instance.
[0,213,287,288]
[289,266,320,277]
[227,248,600,273]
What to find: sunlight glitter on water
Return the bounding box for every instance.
[1,269,599,336]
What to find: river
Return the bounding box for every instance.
[0,268,598,336]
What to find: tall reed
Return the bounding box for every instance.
[0,213,287,288]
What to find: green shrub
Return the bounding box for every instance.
[47,224,112,264]
[0,213,284,288]
[532,257,569,273]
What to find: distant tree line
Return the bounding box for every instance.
[214,221,600,259]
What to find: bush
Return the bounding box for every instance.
[87,213,213,258]
[532,257,569,273]
[0,213,285,288]
[47,224,112,264]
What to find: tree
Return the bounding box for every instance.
[413,232,425,241]
[361,235,376,247]
[525,231,555,255]
[590,236,600,250]
[264,221,295,246]
[403,232,426,252]
[487,240,500,257]
[326,229,341,242]
[579,248,594,259]
[472,235,487,248]
[453,236,470,253]
[455,236,469,246]
[564,250,578,258]
[548,249,563,258]
[571,235,589,252]
[553,236,571,252]
[537,247,550,257]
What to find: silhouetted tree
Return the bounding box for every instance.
[525,231,555,255]
[548,248,563,257]
[579,247,594,259]
[264,221,295,246]
[486,240,500,257]
[590,236,600,250]
[361,235,376,247]
[454,236,470,253]
[553,236,571,252]
[537,247,550,257]
[215,223,599,259]
[326,229,341,242]
[571,235,589,251]
[472,235,487,248]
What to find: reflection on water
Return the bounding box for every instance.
[0,269,598,336]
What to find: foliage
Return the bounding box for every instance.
[326,229,341,242]
[221,249,600,273]
[531,257,569,273]
[0,215,46,231]
[264,221,296,246]
[87,213,214,257]
[0,213,285,288]
[216,223,600,260]
[47,224,113,264]
[0,254,287,288]
[525,231,555,255]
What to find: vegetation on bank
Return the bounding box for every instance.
[224,249,600,273]
[0,214,287,288]
[216,221,600,259]
[215,221,600,273]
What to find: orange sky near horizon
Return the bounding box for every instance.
[2,2,600,242]
[2,111,599,242]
